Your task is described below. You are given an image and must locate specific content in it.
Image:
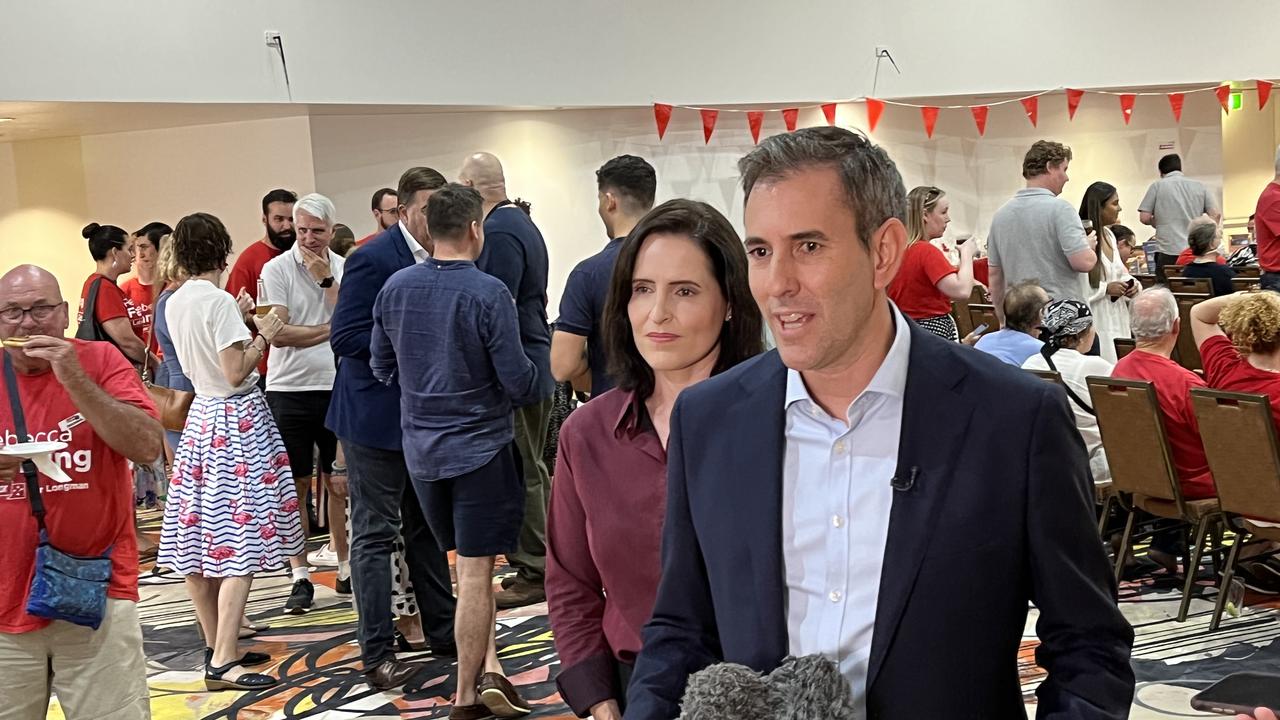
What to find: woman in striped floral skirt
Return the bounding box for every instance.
[157,213,304,691]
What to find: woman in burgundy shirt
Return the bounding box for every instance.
[546,199,763,719]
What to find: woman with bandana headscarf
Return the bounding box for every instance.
[1021,299,1114,483]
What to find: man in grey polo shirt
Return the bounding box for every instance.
[1138,153,1221,277]
[988,140,1097,321]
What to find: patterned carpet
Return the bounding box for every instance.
[40,511,1280,719]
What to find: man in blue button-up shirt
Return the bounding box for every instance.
[372,183,540,719]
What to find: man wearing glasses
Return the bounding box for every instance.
[0,264,162,720]
[358,188,400,248]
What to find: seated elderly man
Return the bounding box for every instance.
[0,264,162,719]
[974,280,1048,366]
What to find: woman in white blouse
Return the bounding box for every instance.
[1080,182,1139,362]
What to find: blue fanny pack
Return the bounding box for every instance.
[4,354,113,630]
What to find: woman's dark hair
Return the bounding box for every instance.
[603,199,764,399]
[133,221,173,249]
[1078,181,1118,288]
[172,213,233,276]
[1188,222,1218,257]
[82,223,128,261]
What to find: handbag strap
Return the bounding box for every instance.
[1040,347,1097,417]
[76,277,105,342]
[141,305,156,383]
[2,354,47,530]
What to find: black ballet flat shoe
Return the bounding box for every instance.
[204,647,273,669]
[394,630,421,653]
[205,659,279,691]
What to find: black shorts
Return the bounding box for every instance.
[415,443,524,558]
[265,390,338,479]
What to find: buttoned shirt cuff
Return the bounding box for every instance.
[555,651,620,718]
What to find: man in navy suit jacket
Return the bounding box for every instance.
[325,167,457,690]
[625,128,1135,719]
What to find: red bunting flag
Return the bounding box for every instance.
[1066,88,1084,120]
[653,103,673,140]
[822,103,838,126]
[1021,96,1039,127]
[1216,84,1232,114]
[747,111,764,144]
[866,98,885,133]
[782,108,799,132]
[700,109,719,144]
[1259,80,1274,111]
[1168,93,1185,122]
[921,106,940,138]
[970,105,989,136]
[1119,94,1136,125]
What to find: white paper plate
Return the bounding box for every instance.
[0,441,68,457]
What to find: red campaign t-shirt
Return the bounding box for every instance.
[1175,247,1226,267]
[1201,334,1280,433]
[1257,182,1280,272]
[1111,351,1216,500]
[119,276,160,355]
[972,257,990,286]
[0,341,158,633]
[224,239,283,376]
[887,242,957,319]
[78,274,151,351]
[356,232,378,248]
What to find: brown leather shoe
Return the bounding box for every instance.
[494,581,545,610]
[449,704,495,720]
[478,672,532,717]
[364,658,422,690]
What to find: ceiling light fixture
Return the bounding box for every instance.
[0,118,14,123]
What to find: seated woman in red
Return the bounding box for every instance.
[545,199,763,719]
[886,186,979,341]
[1190,290,1280,593]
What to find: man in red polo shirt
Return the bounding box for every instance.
[226,189,297,382]
[1258,146,1280,293]
[357,188,399,248]
[0,264,163,719]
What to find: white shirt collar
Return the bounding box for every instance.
[784,303,912,418]
[399,220,430,263]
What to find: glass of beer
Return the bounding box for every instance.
[255,278,272,317]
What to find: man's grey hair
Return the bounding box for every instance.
[1131,286,1178,342]
[738,126,907,249]
[293,192,336,227]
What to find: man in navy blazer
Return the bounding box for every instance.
[625,128,1135,719]
[326,167,457,690]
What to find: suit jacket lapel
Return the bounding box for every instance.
[731,351,790,664]
[866,325,974,689]
[388,225,415,269]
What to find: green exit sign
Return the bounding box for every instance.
[1231,92,1244,111]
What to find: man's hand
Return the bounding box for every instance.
[1238,709,1277,720]
[589,700,622,720]
[21,335,84,383]
[299,246,331,283]
[0,454,23,477]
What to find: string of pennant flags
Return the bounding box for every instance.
[654,80,1277,144]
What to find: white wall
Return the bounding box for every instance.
[80,115,316,253]
[2,0,1278,107]
[310,92,1223,311]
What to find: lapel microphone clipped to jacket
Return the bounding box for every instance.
[890,466,920,492]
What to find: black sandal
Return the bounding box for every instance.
[204,647,271,668]
[205,660,278,691]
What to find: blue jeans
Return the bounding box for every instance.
[1261,272,1280,293]
[344,439,456,667]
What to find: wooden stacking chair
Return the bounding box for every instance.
[1134,273,1158,289]
[1189,388,1280,631]
[1113,338,1136,361]
[1173,293,1209,372]
[1231,277,1261,293]
[1235,266,1261,278]
[1167,277,1212,295]
[1026,368,1061,384]
[1088,377,1223,622]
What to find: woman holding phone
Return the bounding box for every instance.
[887,186,978,341]
[1080,182,1138,362]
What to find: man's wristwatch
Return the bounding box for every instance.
[318,276,335,288]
